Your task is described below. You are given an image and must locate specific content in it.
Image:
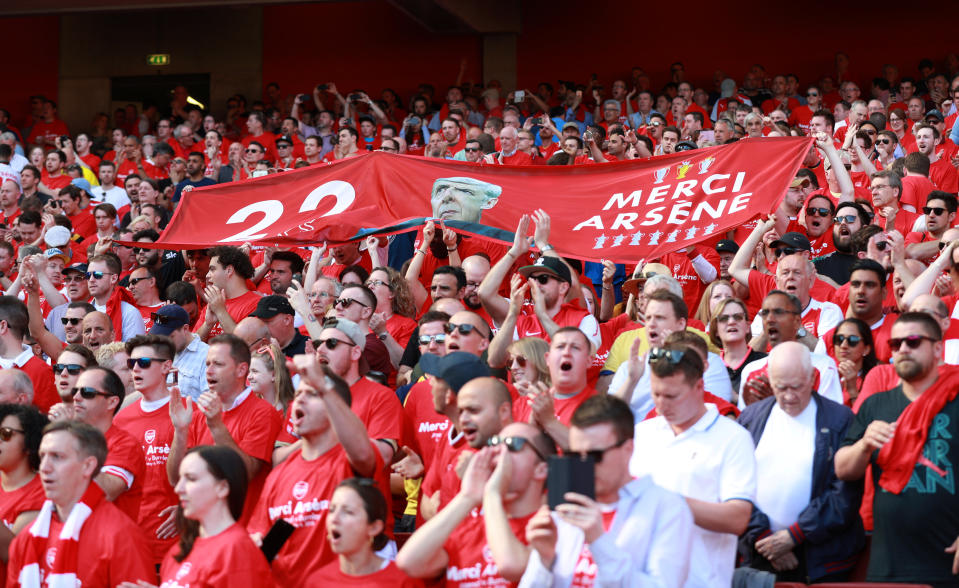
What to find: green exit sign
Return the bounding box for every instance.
[147,54,170,66]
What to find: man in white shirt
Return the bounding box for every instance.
[90,161,130,219]
[630,342,756,587]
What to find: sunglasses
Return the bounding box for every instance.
[418,334,446,345]
[876,138,891,145]
[277,144,292,149]
[463,147,480,152]
[487,435,546,461]
[507,355,528,368]
[0,427,24,442]
[569,438,629,465]
[53,363,84,375]
[126,357,166,369]
[62,275,86,283]
[833,334,862,346]
[834,214,858,225]
[334,298,368,309]
[758,308,800,317]
[806,207,831,218]
[716,312,745,324]
[245,149,261,153]
[365,280,392,290]
[85,271,113,280]
[129,276,152,286]
[445,323,480,336]
[61,317,82,326]
[313,337,356,350]
[923,206,947,216]
[648,347,686,364]
[774,246,801,258]
[131,248,149,255]
[71,386,113,400]
[528,274,554,285]
[889,335,936,350]
[807,92,819,97]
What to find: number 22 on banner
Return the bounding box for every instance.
[218,180,356,242]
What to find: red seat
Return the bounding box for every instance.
[774,583,807,588]
[814,583,933,588]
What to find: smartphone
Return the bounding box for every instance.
[530,117,543,125]
[515,90,525,102]
[700,130,715,142]
[316,84,329,91]
[166,368,178,387]
[408,116,421,126]
[547,455,595,510]
[297,94,308,102]
[348,93,362,102]
[291,273,303,285]
[260,519,296,563]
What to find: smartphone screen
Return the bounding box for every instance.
[515,90,525,102]
[547,455,595,509]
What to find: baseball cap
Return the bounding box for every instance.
[674,141,697,152]
[562,122,580,131]
[249,295,295,319]
[62,262,88,275]
[149,305,191,336]
[790,176,811,189]
[770,232,811,251]
[322,317,366,350]
[44,248,70,265]
[622,262,672,298]
[420,351,490,394]
[925,109,945,122]
[44,225,72,248]
[715,240,739,254]
[518,256,572,284]
[275,135,294,147]
[70,178,94,198]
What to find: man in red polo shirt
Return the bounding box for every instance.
[41,150,72,191]
[439,118,467,154]
[195,245,263,341]
[486,126,532,165]
[53,185,96,240]
[915,124,959,193]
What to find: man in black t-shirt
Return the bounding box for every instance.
[836,312,959,587]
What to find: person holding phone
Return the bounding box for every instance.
[520,395,694,586]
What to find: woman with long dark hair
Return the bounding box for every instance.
[831,318,878,407]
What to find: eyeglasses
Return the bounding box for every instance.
[774,246,801,258]
[365,280,392,290]
[306,291,332,300]
[126,357,166,369]
[807,92,819,97]
[334,298,368,309]
[889,335,936,350]
[806,207,831,218]
[569,438,629,464]
[418,334,446,345]
[445,323,481,336]
[129,276,152,286]
[0,427,24,442]
[528,274,554,285]
[245,149,261,154]
[648,347,686,364]
[507,355,528,368]
[716,312,745,324]
[85,271,113,280]
[923,206,947,216]
[876,138,892,145]
[487,435,546,462]
[61,317,82,326]
[463,147,480,152]
[833,334,862,347]
[313,337,356,350]
[834,214,858,225]
[62,275,86,283]
[758,308,800,318]
[71,386,114,399]
[53,363,84,375]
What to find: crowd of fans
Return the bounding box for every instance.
[0,51,958,587]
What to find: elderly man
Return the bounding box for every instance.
[737,342,863,582]
[486,126,533,165]
[836,312,959,585]
[429,177,502,224]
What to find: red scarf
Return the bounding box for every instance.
[16,483,104,588]
[877,365,959,494]
[103,286,136,342]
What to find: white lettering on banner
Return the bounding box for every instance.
[218,180,356,242]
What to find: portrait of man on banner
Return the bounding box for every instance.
[430,177,502,224]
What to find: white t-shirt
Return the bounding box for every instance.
[754,400,816,531]
[630,405,756,587]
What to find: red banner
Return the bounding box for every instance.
[156,137,812,263]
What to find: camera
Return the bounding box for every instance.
[348,93,362,102]
[530,117,543,125]
[316,84,329,91]
[408,116,421,126]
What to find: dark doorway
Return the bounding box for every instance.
[111,73,210,119]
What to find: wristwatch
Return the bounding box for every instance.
[797,327,808,338]
[377,332,388,341]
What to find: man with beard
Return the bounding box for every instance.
[803,194,836,259]
[127,267,164,331]
[172,151,215,204]
[263,250,304,296]
[815,202,869,284]
[86,254,144,342]
[905,191,957,264]
[43,263,90,341]
[131,228,185,293]
[836,313,959,585]
[460,255,493,325]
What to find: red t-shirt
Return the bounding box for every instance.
[40,170,72,191]
[66,209,97,240]
[242,133,279,163]
[443,509,535,587]
[386,314,417,348]
[80,153,101,170]
[193,289,263,338]
[1,354,59,413]
[808,232,836,259]
[159,522,273,588]
[761,96,800,115]
[745,271,837,333]
[658,249,720,315]
[930,157,959,193]
[0,476,44,587]
[307,560,423,587]
[27,120,69,147]
[103,424,146,522]
[403,380,452,469]
[422,431,468,510]
[7,500,154,587]
[789,105,815,134]
[513,387,596,426]
[248,443,386,586]
[187,392,282,522]
[904,230,941,265]
[899,174,938,213]
[495,151,533,166]
[349,378,406,443]
[515,303,593,342]
[569,509,618,587]
[136,302,164,332]
[113,398,179,563]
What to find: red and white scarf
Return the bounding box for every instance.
[16,484,104,588]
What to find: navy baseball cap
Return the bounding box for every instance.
[420,352,490,394]
[149,305,191,336]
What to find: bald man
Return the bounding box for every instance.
[737,342,862,582]
[486,126,533,165]
[82,311,115,352]
[909,294,957,364]
[232,316,271,351]
[461,255,491,315]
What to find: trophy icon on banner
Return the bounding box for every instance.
[698,157,716,174]
[653,167,670,184]
[676,161,692,179]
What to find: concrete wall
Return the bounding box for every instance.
[58,6,263,133]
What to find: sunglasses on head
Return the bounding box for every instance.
[774,246,801,258]
[85,271,111,280]
[61,317,82,326]
[334,297,368,309]
[487,435,546,461]
[72,386,114,400]
[418,334,446,345]
[889,335,935,350]
[923,206,947,216]
[806,207,831,218]
[833,334,862,346]
[126,357,165,369]
[648,347,686,365]
[716,312,745,324]
[53,363,83,375]
[445,322,480,336]
[0,427,24,442]
[313,337,356,350]
[528,274,554,285]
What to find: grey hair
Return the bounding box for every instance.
[643,274,684,298]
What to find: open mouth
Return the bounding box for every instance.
[447,342,460,351]
[766,327,779,339]
[560,361,573,372]
[317,356,329,366]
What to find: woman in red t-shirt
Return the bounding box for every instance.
[0,404,48,571]
[145,446,273,588]
[306,478,423,586]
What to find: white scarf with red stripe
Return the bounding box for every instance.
[16,484,104,588]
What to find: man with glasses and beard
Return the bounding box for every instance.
[131,228,185,293]
[836,312,959,586]
[86,254,144,342]
[815,202,870,284]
